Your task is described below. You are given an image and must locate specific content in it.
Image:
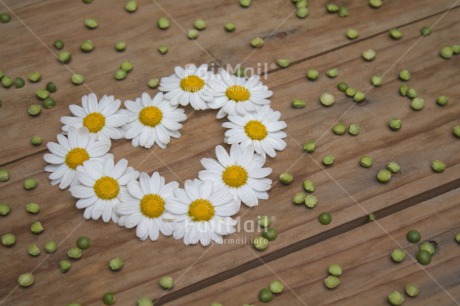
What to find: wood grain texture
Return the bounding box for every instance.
[0,0,459,305]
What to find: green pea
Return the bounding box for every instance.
[28,244,40,257]
[304,195,317,208]
[388,290,404,306]
[68,247,82,259]
[338,6,349,17]
[348,123,360,136]
[159,276,174,289]
[26,203,40,214]
[84,18,98,29]
[332,123,346,135]
[306,69,319,80]
[346,28,359,40]
[337,82,348,92]
[292,192,307,205]
[277,59,291,68]
[71,74,85,85]
[77,236,91,249]
[303,140,316,153]
[391,248,406,263]
[137,297,153,306]
[24,178,38,190]
[58,51,71,63]
[377,169,392,183]
[234,67,246,77]
[399,84,408,96]
[253,236,269,251]
[35,89,50,100]
[194,18,207,30]
[295,0,307,8]
[399,69,411,81]
[386,162,400,173]
[59,259,72,273]
[318,212,332,225]
[419,241,436,255]
[407,88,417,98]
[326,4,339,13]
[43,97,56,109]
[148,78,159,89]
[389,28,403,40]
[420,26,431,37]
[109,257,124,271]
[115,41,127,52]
[240,0,251,8]
[368,213,376,222]
[259,215,271,228]
[44,240,57,253]
[31,222,44,234]
[187,29,199,40]
[82,0,93,3]
[296,7,309,18]
[157,17,170,30]
[440,46,453,59]
[292,98,305,109]
[410,97,424,111]
[53,39,65,50]
[371,75,382,87]
[452,45,460,54]
[303,179,315,193]
[28,72,41,82]
[359,156,373,168]
[431,160,446,173]
[28,104,42,116]
[388,118,402,131]
[1,76,12,88]
[224,22,236,32]
[328,264,342,276]
[14,77,25,88]
[250,37,264,48]
[322,155,335,166]
[406,230,421,243]
[369,0,382,8]
[1,233,16,246]
[269,280,283,294]
[362,49,376,61]
[279,173,293,185]
[0,12,11,23]
[102,292,116,305]
[324,276,340,289]
[46,82,57,93]
[18,273,34,288]
[405,283,419,297]
[125,0,138,12]
[0,203,11,216]
[158,45,168,55]
[80,39,95,52]
[0,169,10,182]
[114,69,127,81]
[454,233,460,244]
[453,125,460,138]
[436,95,448,106]
[326,68,339,78]
[262,227,278,241]
[320,92,335,106]
[258,288,273,302]
[345,87,357,97]
[353,91,366,103]
[416,250,432,265]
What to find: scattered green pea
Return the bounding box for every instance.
[186,28,199,39]
[45,82,57,93]
[293,192,307,205]
[332,123,346,135]
[71,74,85,85]
[80,39,94,52]
[346,28,359,40]
[76,236,90,250]
[368,213,376,222]
[353,91,366,103]
[322,155,335,166]
[388,118,402,131]
[24,178,38,190]
[31,222,44,234]
[28,104,42,116]
[304,195,318,208]
[326,4,339,13]
[1,233,16,247]
[296,7,309,18]
[114,70,127,81]
[28,244,40,257]
[291,98,305,109]
[405,283,420,298]
[276,59,290,68]
[258,288,273,302]
[125,0,138,12]
[324,276,340,289]
[279,173,294,185]
[387,162,400,173]
[0,169,10,182]
[359,156,373,168]
[84,18,98,29]
[53,39,64,50]
[0,12,11,23]
[377,169,392,183]
[295,0,307,8]
[26,203,40,214]
[262,227,278,241]
[454,125,460,138]
[250,37,264,48]
[326,68,339,78]
[58,51,71,64]
[234,67,246,77]
[419,241,436,255]
[157,17,170,30]
[259,215,271,228]
[399,69,411,81]
[14,77,25,88]
[210,303,223,306]
[318,212,332,225]
[328,264,342,276]
[345,87,357,97]
[102,292,116,305]
[269,280,283,294]
[0,203,11,216]
[109,257,124,271]
[306,69,319,80]
[410,97,424,111]
[399,84,408,96]
[389,28,403,40]
[224,22,236,32]
[369,0,383,7]
[388,290,404,306]
[416,250,432,265]
[337,82,348,92]
[148,78,159,89]
[420,26,431,37]
[371,75,382,87]
[338,6,349,17]
[303,140,316,153]
[0,71,4,79]
[28,72,41,83]
[362,49,376,61]
[455,233,460,244]
[59,259,72,273]
[431,160,446,173]
[440,46,453,59]
[452,45,460,54]
[82,0,93,3]
[320,92,335,106]
[44,240,57,253]
[18,273,34,288]
[115,41,127,52]
[157,45,168,54]
[159,276,174,290]
[303,179,315,193]
[390,248,406,263]
[240,0,251,8]
[1,76,12,88]
[68,247,82,259]
[436,95,448,106]
[35,89,49,100]
[348,123,360,136]
[137,297,153,306]
[194,19,207,30]
[253,236,269,251]
[43,97,56,109]
[407,88,417,99]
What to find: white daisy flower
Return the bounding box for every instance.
[159,64,214,110]
[70,158,139,223]
[44,127,112,189]
[117,172,179,241]
[61,93,128,143]
[223,105,287,158]
[123,92,187,149]
[199,144,272,207]
[207,70,273,119]
[166,179,239,246]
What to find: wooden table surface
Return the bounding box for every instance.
[0,0,459,305]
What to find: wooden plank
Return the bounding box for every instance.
[1,0,459,165]
[167,189,460,305]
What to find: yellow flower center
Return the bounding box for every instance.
[222,165,248,188]
[188,199,215,222]
[139,106,163,127]
[140,194,165,218]
[83,112,106,133]
[226,85,251,102]
[180,75,205,92]
[244,120,267,140]
[65,148,90,170]
[93,176,120,200]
